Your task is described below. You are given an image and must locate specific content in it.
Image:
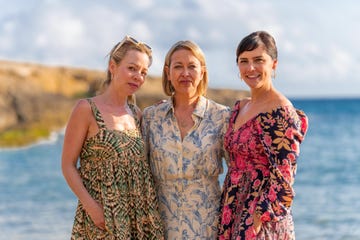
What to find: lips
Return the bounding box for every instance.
[179,79,192,84]
[246,74,260,80]
[128,82,139,89]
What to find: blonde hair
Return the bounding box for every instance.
[99,37,152,103]
[162,40,208,96]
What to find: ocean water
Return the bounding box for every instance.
[0,98,360,240]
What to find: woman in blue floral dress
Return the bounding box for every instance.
[142,40,231,239]
[218,31,308,239]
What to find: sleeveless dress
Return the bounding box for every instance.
[71,99,163,240]
[218,101,308,240]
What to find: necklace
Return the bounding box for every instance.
[174,108,195,130]
[173,96,198,135]
[177,118,194,129]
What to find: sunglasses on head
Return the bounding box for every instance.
[113,35,152,53]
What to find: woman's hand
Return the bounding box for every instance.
[85,200,106,230]
[253,213,262,234]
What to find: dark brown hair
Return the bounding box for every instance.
[236,31,277,63]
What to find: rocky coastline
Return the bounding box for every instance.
[0,59,249,147]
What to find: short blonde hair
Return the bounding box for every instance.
[162,40,208,96]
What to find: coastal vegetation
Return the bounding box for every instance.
[0,59,249,147]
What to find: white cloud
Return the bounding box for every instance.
[329,46,353,77]
[127,0,153,9]
[0,0,360,97]
[3,21,15,32]
[129,21,153,41]
[39,13,85,48]
[0,20,16,50]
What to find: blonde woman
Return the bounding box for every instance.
[62,36,163,239]
[142,40,230,239]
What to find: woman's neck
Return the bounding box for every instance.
[101,90,128,107]
[250,84,278,103]
[173,94,199,110]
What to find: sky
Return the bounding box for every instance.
[0,0,359,98]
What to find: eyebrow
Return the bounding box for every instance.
[127,61,149,69]
[239,55,263,59]
[172,60,199,65]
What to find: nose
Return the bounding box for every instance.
[133,71,145,82]
[248,62,256,71]
[181,67,190,76]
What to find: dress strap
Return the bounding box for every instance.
[128,104,140,127]
[230,100,241,125]
[234,100,241,111]
[86,98,107,130]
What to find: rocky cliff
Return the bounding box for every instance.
[0,59,249,147]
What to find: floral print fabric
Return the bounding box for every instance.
[71,99,163,240]
[218,101,308,240]
[142,96,231,239]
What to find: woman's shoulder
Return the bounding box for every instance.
[257,91,292,114]
[258,104,308,141]
[237,97,251,109]
[66,98,94,127]
[142,99,169,117]
[128,103,142,119]
[72,98,93,113]
[258,100,307,129]
[206,97,231,112]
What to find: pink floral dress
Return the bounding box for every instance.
[218,101,308,240]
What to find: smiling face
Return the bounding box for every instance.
[166,49,204,97]
[109,49,150,95]
[237,46,277,90]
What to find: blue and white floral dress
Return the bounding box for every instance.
[142,96,231,239]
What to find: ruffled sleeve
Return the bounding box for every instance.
[256,106,308,222]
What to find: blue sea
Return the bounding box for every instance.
[1,98,360,240]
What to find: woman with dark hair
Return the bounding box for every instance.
[218,31,308,239]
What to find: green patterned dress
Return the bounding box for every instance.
[71,99,163,240]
